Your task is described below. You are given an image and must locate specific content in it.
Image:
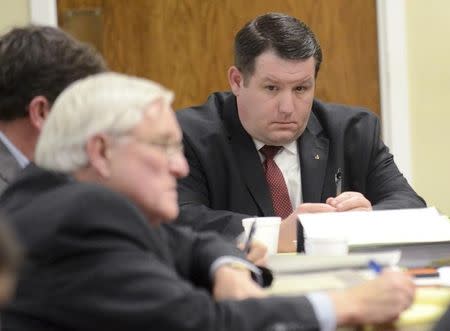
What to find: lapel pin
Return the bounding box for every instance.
[314,154,320,160]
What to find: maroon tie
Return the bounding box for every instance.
[260,145,293,219]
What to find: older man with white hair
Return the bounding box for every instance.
[0,72,415,331]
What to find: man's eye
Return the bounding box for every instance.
[265,85,278,91]
[296,86,308,92]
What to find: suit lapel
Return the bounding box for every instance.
[299,110,329,203]
[222,96,274,216]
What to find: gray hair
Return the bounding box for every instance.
[35,72,174,172]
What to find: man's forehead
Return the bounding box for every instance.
[252,52,315,81]
[134,105,181,141]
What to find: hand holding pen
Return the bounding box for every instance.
[236,219,267,266]
[244,219,257,254]
[326,167,373,211]
[368,259,383,274]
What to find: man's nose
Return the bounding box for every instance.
[169,152,189,178]
[278,92,295,114]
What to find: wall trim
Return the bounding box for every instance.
[376,0,412,182]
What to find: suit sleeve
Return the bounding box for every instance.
[162,224,248,288]
[176,134,249,238]
[433,306,450,331]
[363,115,426,209]
[38,189,320,331]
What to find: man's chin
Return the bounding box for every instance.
[263,127,303,145]
[266,134,300,145]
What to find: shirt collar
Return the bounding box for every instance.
[253,138,298,155]
[0,131,30,168]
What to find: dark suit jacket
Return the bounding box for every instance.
[434,306,450,331]
[0,140,21,194]
[0,165,319,331]
[175,92,426,249]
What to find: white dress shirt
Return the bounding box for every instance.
[0,131,29,168]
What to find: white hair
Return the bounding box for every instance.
[35,72,174,172]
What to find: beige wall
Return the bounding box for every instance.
[406,0,450,215]
[0,0,30,33]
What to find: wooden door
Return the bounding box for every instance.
[57,0,380,115]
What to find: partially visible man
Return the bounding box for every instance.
[175,12,426,251]
[0,25,267,264]
[0,73,415,331]
[0,25,107,192]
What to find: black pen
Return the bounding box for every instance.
[244,219,257,254]
[335,168,343,196]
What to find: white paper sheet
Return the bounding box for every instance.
[268,250,401,274]
[298,207,450,246]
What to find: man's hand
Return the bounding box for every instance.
[326,191,372,212]
[240,240,268,266]
[212,265,267,300]
[330,270,415,326]
[278,203,337,253]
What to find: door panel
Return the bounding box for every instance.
[58,0,380,115]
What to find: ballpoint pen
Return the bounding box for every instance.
[368,259,383,274]
[244,219,257,254]
[335,168,343,196]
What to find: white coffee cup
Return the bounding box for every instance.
[304,237,348,256]
[242,217,281,255]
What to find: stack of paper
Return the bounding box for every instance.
[298,207,450,247]
[268,251,401,274]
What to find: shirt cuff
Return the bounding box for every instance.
[209,256,263,285]
[305,292,337,331]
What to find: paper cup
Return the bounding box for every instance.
[304,237,348,256]
[242,217,281,255]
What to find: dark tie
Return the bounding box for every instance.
[260,145,293,219]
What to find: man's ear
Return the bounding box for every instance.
[28,96,51,132]
[85,134,113,178]
[228,66,245,96]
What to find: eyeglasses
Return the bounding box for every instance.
[116,134,185,160]
[144,141,184,158]
[126,136,184,159]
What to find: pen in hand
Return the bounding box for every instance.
[335,168,343,196]
[368,259,383,274]
[244,219,257,254]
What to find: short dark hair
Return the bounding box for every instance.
[0,25,107,121]
[234,13,322,80]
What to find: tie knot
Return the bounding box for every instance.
[260,145,282,160]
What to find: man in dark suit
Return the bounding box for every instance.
[0,25,106,193]
[0,72,415,330]
[176,13,426,252]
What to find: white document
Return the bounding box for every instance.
[298,207,450,247]
[268,250,401,274]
